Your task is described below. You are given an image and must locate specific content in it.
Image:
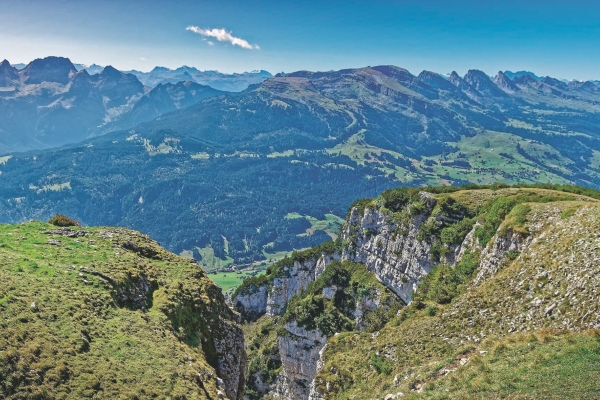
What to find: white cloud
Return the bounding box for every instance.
[140,57,146,61]
[207,41,214,46]
[186,26,259,50]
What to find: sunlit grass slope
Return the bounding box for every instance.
[0,222,240,399]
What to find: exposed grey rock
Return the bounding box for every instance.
[473,228,531,285]
[234,285,268,321]
[341,192,437,303]
[273,321,328,400]
[234,252,339,321]
[213,317,247,400]
[307,343,328,400]
[267,254,338,316]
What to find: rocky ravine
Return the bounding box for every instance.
[234,188,598,400]
[233,192,453,399]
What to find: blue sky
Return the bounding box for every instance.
[1,0,599,79]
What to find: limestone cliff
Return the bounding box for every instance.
[237,186,600,400]
[341,192,437,303]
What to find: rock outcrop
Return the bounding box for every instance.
[341,192,437,303]
[473,228,531,285]
[214,318,248,400]
[272,321,329,400]
[234,252,340,321]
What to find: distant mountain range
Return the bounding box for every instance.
[0,57,227,153]
[503,70,544,81]
[1,62,600,266]
[123,66,272,92]
[12,60,272,91]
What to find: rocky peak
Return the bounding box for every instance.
[95,65,144,107]
[371,65,440,99]
[0,59,19,86]
[20,56,77,85]
[493,71,518,92]
[372,65,416,85]
[151,66,171,73]
[99,65,125,80]
[448,71,465,87]
[568,80,600,93]
[464,69,506,97]
[68,69,95,92]
[504,70,543,81]
[541,76,568,90]
[417,70,456,91]
[513,74,539,85]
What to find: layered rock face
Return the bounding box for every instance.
[341,192,437,303]
[273,322,329,400]
[234,253,340,321]
[214,318,248,400]
[235,192,445,400]
[267,253,340,316]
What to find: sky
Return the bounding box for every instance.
[1,0,600,80]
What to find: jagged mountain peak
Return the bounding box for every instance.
[464,69,491,82]
[0,59,19,86]
[494,70,518,92]
[464,69,506,96]
[448,71,464,86]
[513,74,539,85]
[98,65,135,82]
[150,66,171,73]
[20,56,77,85]
[417,70,457,91]
[504,70,543,81]
[541,76,568,90]
[568,80,600,93]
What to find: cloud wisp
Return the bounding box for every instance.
[186,26,259,50]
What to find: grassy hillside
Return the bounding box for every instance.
[0,221,244,399]
[405,330,600,399]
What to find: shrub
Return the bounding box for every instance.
[441,217,476,246]
[48,213,81,227]
[347,198,374,217]
[371,354,393,375]
[437,195,469,218]
[415,251,481,304]
[561,208,577,219]
[379,187,421,212]
[315,311,353,337]
[426,305,438,316]
[418,218,441,242]
[474,197,518,246]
